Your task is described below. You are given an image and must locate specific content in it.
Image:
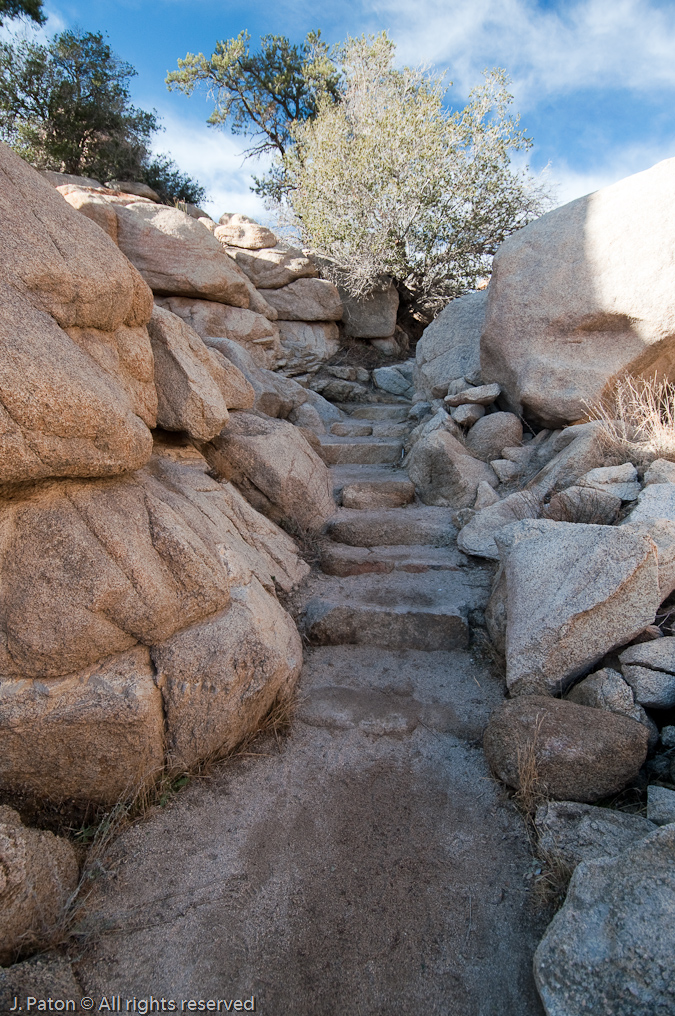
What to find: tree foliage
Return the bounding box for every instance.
[282,34,551,314]
[166,29,340,161]
[0,0,44,27]
[0,28,205,203]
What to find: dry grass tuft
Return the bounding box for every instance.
[531,848,574,912]
[589,373,675,467]
[514,715,548,818]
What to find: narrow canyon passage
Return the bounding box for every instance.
[77,400,546,1015]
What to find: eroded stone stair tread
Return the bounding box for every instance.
[327,506,456,546]
[319,436,404,465]
[300,571,490,651]
[320,541,468,576]
[334,403,411,420]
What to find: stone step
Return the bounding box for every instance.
[320,542,468,576]
[334,404,411,421]
[340,477,415,509]
[318,436,403,465]
[300,571,490,651]
[326,506,456,547]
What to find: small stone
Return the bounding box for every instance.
[444,383,501,407]
[647,785,675,825]
[408,401,432,421]
[660,725,675,748]
[450,403,485,426]
[489,458,521,483]
[542,485,621,525]
[464,412,523,462]
[474,480,501,510]
[620,636,675,708]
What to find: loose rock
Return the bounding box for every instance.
[408,430,498,508]
[483,696,649,802]
[465,412,523,462]
[535,800,656,868]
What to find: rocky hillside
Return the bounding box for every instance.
[2,145,675,1015]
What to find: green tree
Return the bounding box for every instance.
[0,28,206,203]
[143,152,206,206]
[167,29,340,167]
[281,34,550,315]
[0,0,44,27]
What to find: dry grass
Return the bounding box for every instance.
[531,848,574,912]
[513,715,548,818]
[588,373,675,468]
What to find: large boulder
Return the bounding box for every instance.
[408,430,498,508]
[0,807,79,965]
[152,578,302,770]
[483,696,649,802]
[0,647,165,808]
[201,411,335,531]
[114,202,252,306]
[457,490,544,560]
[481,159,675,427]
[495,520,661,695]
[202,337,310,418]
[414,290,486,398]
[224,244,319,289]
[534,824,675,1015]
[0,457,307,681]
[262,278,343,321]
[0,141,157,484]
[148,306,253,440]
[277,320,341,373]
[340,281,399,339]
[155,295,282,367]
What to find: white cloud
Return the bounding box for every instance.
[151,110,270,220]
[0,4,66,43]
[368,0,675,106]
[550,139,675,206]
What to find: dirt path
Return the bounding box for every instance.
[76,402,546,1015]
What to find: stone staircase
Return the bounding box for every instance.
[298,399,493,652]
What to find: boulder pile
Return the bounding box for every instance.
[406,157,675,1016]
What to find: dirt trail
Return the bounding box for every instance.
[76,402,546,1015]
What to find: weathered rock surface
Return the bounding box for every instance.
[149,305,249,439]
[156,295,282,366]
[215,213,276,250]
[373,363,414,397]
[153,579,302,770]
[534,824,675,1015]
[457,490,542,559]
[115,203,251,305]
[566,667,656,744]
[535,800,656,868]
[201,411,335,531]
[577,462,640,501]
[0,807,79,965]
[0,955,82,1006]
[481,158,675,427]
[464,412,523,462]
[341,479,415,510]
[263,278,342,321]
[59,186,119,240]
[0,457,307,681]
[495,520,661,695]
[619,637,675,708]
[0,141,158,484]
[450,403,485,427]
[644,458,675,485]
[445,383,501,408]
[484,696,648,802]
[408,430,498,508]
[414,290,485,398]
[647,785,675,825]
[541,485,621,524]
[224,244,319,289]
[527,423,607,497]
[623,482,675,524]
[0,647,165,807]
[340,281,399,338]
[277,320,341,373]
[107,179,160,201]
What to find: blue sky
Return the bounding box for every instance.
[4,0,675,221]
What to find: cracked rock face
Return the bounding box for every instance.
[534,824,675,1016]
[0,141,157,485]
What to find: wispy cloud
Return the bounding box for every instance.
[152,110,269,220]
[369,0,675,105]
